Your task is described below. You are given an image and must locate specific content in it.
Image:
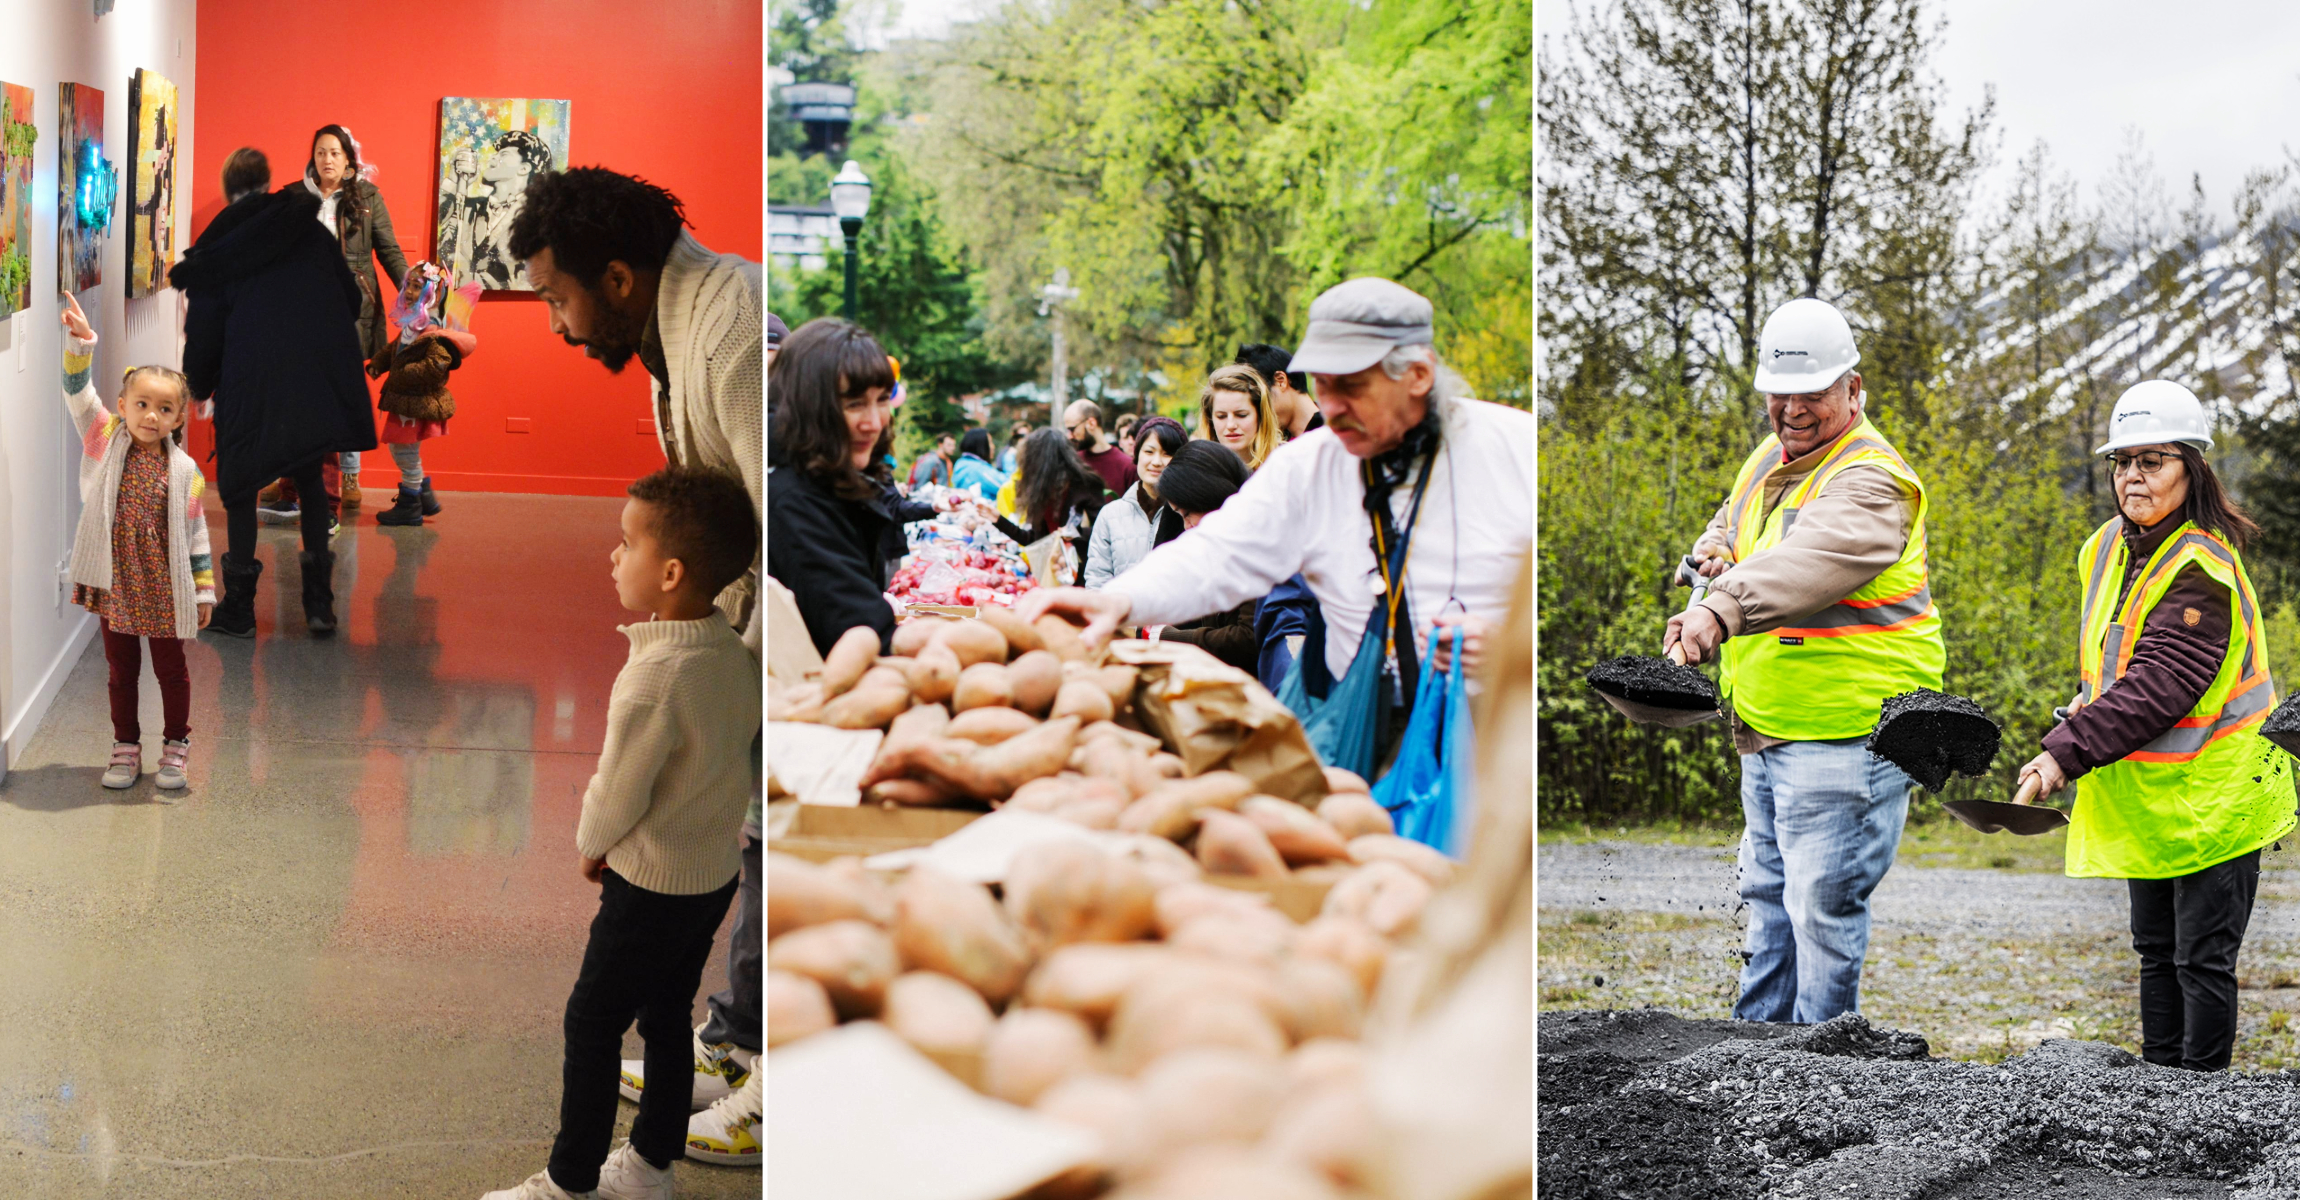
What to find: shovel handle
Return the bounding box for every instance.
[2011,775,2042,806]
[1667,642,1689,667]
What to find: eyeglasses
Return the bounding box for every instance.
[2106,450,2175,477]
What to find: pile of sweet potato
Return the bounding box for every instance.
[768,824,1444,1199]
[770,613,1419,900]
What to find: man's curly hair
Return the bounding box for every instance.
[626,467,758,599]
[507,167,689,287]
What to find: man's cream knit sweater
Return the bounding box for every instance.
[577,616,762,895]
[653,231,763,643]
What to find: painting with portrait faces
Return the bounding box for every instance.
[434,97,570,292]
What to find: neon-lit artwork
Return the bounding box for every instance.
[58,83,105,295]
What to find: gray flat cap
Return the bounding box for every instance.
[767,312,788,346]
[1288,278,1435,375]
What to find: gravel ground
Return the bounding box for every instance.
[1539,836,2300,1066]
[1537,1008,2300,1199]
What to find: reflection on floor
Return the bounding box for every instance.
[0,493,752,1200]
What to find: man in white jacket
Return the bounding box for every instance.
[1023,277,1531,762]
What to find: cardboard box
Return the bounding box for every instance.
[771,803,984,864]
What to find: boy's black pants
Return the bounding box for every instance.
[549,868,737,1191]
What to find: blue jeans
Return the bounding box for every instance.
[1732,738,1912,1023]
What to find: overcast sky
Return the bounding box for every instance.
[1538,0,2300,218]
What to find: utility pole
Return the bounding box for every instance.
[1038,268,1080,424]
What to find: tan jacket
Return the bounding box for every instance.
[1689,437,1918,752]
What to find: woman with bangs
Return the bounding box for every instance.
[1195,363,1280,470]
[766,318,903,654]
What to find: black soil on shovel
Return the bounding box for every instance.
[1867,688,2001,792]
[1584,655,1718,711]
[2264,691,2300,757]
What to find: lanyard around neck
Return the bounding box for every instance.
[1366,451,1438,661]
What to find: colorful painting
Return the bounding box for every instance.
[126,69,177,299]
[0,82,34,317]
[434,97,570,292]
[58,83,105,295]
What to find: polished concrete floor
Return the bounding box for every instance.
[0,493,754,1199]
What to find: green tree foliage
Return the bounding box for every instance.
[915,0,1529,405]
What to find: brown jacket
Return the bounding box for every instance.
[1689,435,1919,753]
[2042,516,2232,779]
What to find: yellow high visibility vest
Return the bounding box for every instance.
[1716,417,1946,741]
[2065,519,2293,879]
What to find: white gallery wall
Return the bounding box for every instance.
[0,0,197,772]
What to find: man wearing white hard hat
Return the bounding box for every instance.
[1021,277,1533,786]
[1664,296,1945,1023]
[2010,380,2286,1072]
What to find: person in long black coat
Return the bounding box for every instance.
[169,148,378,639]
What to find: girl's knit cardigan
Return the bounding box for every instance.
[62,334,216,639]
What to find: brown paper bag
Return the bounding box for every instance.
[1108,638,1330,804]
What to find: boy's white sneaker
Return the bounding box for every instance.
[596,1143,675,1200]
[101,743,140,789]
[619,1029,754,1111]
[154,740,190,790]
[686,1068,761,1168]
[479,1170,595,1200]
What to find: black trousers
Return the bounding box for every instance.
[2128,849,2262,1071]
[222,459,331,562]
[549,869,737,1191]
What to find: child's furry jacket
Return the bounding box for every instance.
[63,334,216,638]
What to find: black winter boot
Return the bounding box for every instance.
[207,555,262,639]
[375,485,424,527]
[418,477,442,517]
[300,550,337,637]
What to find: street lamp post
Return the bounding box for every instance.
[1037,267,1081,423]
[829,159,873,321]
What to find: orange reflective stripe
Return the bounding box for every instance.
[1774,605,1938,639]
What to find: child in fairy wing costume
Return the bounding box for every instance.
[368,261,480,527]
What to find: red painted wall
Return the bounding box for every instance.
[189,0,762,497]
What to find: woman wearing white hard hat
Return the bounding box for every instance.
[2015,379,2289,1072]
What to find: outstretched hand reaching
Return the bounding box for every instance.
[60,293,95,343]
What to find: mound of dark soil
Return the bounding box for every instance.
[1867,689,2001,792]
[1538,1009,2300,1200]
[1584,655,1718,711]
[2263,691,2300,756]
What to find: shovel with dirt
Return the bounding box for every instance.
[1583,557,1722,728]
[1864,688,2068,835]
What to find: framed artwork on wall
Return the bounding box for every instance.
[126,69,178,300]
[58,82,106,295]
[434,97,571,292]
[0,81,33,317]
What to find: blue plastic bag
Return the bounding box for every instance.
[1275,603,1389,783]
[1374,626,1473,856]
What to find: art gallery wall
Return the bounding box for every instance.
[0,0,197,775]
[190,0,765,497]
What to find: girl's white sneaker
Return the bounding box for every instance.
[154,740,190,790]
[101,743,140,789]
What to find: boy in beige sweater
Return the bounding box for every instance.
[486,467,761,1200]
